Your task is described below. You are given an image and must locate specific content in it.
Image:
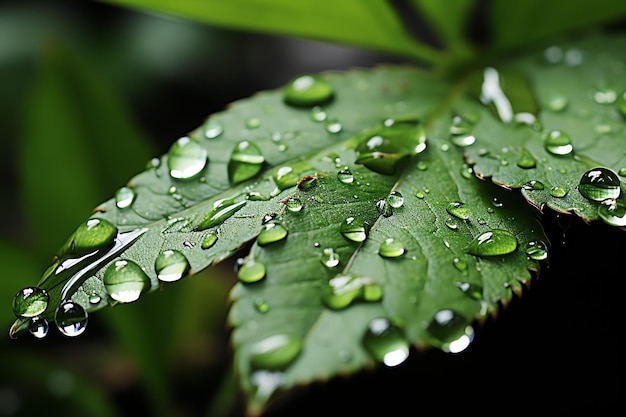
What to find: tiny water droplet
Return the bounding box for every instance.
[456,281,483,301]
[167,136,208,180]
[250,334,302,370]
[450,114,477,147]
[491,197,503,208]
[578,167,621,201]
[546,95,568,112]
[254,297,270,313]
[362,318,409,367]
[88,290,101,305]
[284,74,334,107]
[245,118,261,129]
[416,161,428,171]
[446,218,458,230]
[525,241,548,260]
[285,197,303,212]
[155,250,190,283]
[460,164,473,179]
[29,317,49,339]
[195,199,247,230]
[309,106,327,122]
[237,258,266,283]
[204,119,224,139]
[543,130,573,156]
[378,238,405,258]
[467,229,517,257]
[522,180,545,190]
[322,275,382,309]
[446,202,469,220]
[257,223,288,246]
[340,217,367,242]
[452,257,468,272]
[387,191,404,208]
[228,141,265,184]
[55,301,88,337]
[549,186,567,198]
[321,248,340,268]
[201,232,218,249]
[325,117,343,133]
[337,168,354,184]
[593,88,617,104]
[115,187,136,209]
[13,287,49,318]
[103,259,150,303]
[426,309,474,353]
[516,148,536,169]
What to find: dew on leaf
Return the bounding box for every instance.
[340,216,367,242]
[55,301,88,337]
[115,187,136,209]
[376,199,393,217]
[467,229,518,257]
[322,275,382,309]
[12,287,49,318]
[516,148,536,169]
[325,118,343,133]
[228,141,265,184]
[167,136,208,180]
[416,161,428,171]
[525,241,548,260]
[321,248,340,268]
[204,119,224,139]
[549,186,567,198]
[103,259,150,303]
[491,197,503,208]
[87,290,101,305]
[546,95,568,112]
[378,238,405,258]
[285,197,303,212]
[522,180,545,190]
[59,218,118,258]
[460,164,473,179]
[426,309,474,353]
[273,162,314,191]
[201,232,218,249]
[446,201,470,220]
[249,334,302,371]
[455,281,483,301]
[598,200,626,226]
[578,167,621,201]
[309,106,327,122]
[254,297,270,313]
[337,168,354,184]
[387,191,404,208]
[195,199,247,231]
[29,317,49,339]
[257,223,288,246]
[543,130,573,156]
[445,218,458,230]
[362,318,409,367]
[452,257,468,272]
[155,250,190,283]
[237,258,266,284]
[593,88,617,104]
[283,74,334,107]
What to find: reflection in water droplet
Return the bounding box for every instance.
[204,119,224,139]
[237,258,266,283]
[115,187,136,209]
[309,106,327,122]
[549,186,567,198]
[337,168,354,184]
[201,233,218,249]
[88,290,101,305]
[450,114,477,147]
[321,248,340,268]
[155,250,190,283]
[525,241,548,260]
[257,223,288,246]
[516,148,536,169]
[250,334,302,370]
[29,317,49,339]
[467,229,518,257]
[598,200,626,226]
[446,202,469,220]
[340,217,367,242]
[13,287,49,318]
[362,318,409,367]
[387,191,404,208]
[578,167,621,201]
[55,301,88,337]
[378,238,405,258]
[228,141,265,184]
[522,180,545,190]
[167,136,208,179]
[322,275,382,309]
[103,259,150,303]
[543,130,573,156]
[195,199,247,230]
[284,74,334,107]
[426,309,474,353]
[59,218,118,258]
[452,257,468,272]
[285,197,303,212]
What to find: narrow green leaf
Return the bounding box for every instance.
[100,0,442,64]
[409,0,477,53]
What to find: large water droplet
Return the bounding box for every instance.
[59,218,118,258]
[55,301,88,337]
[283,74,334,107]
[195,199,247,230]
[257,223,288,246]
[155,250,190,283]
[167,136,208,180]
[362,318,409,367]
[13,287,49,318]
[340,217,367,242]
[355,121,427,175]
[322,275,382,309]
[29,317,49,339]
[525,241,548,260]
[578,167,621,201]
[467,229,517,257]
[446,202,470,220]
[249,334,303,370]
[337,168,354,184]
[201,232,218,249]
[387,191,404,208]
[115,187,136,209]
[378,238,405,258]
[103,259,150,303]
[598,200,626,226]
[228,141,265,184]
[426,309,474,353]
[237,258,266,283]
[543,130,573,156]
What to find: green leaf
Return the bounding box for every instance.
[99,0,442,63]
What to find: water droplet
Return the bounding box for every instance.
[549,186,567,198]
[254,297,270,313]
[593,88,617,104]
[155,250,190,283]
[321,248,340,268]
[598,200,626,226]
[204,119,224,139]
[449,114,477,147]
[325,117,343,133]
[522,180,545,190]
[543,130,573,156]
[29,317,49,339]
[195,199,247,230]
[543,45,563,63]
[460,164,473,179]
[115,187,136,209]
[322,275,382,309]
[227,141,265,184]
[516,148,536,169]
[378,238,405,258]
[88,290,101,305]
[249,334,302,370]
[578,167,621,201]
[272,162,315,191]
[354,121,427,175]
[245,118,261,129]
[55,301,88,337]
[456,281,483,301]
[201,233,218,249]
[59,218,118,258]
[446,202,470,220]
[445,218,458,230]
[340,217,367,242]
[387,191,404,208]
[416,161,428,171]
[337,168,354,184]
[237,258,266,283]
[491,197,503,208]
[284,74,334,107]
[426,309,474,353]
[309,106,327,122]
[284,197,303,212]
[167,136,208,180]
[546,95,568,112]
[452,257,468,272]
[13,287,49,318]
[467,229,518,257]
[525,241,548,261]
[362,318,409,367]
[257,223,288,246]
[103,259,150,303]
